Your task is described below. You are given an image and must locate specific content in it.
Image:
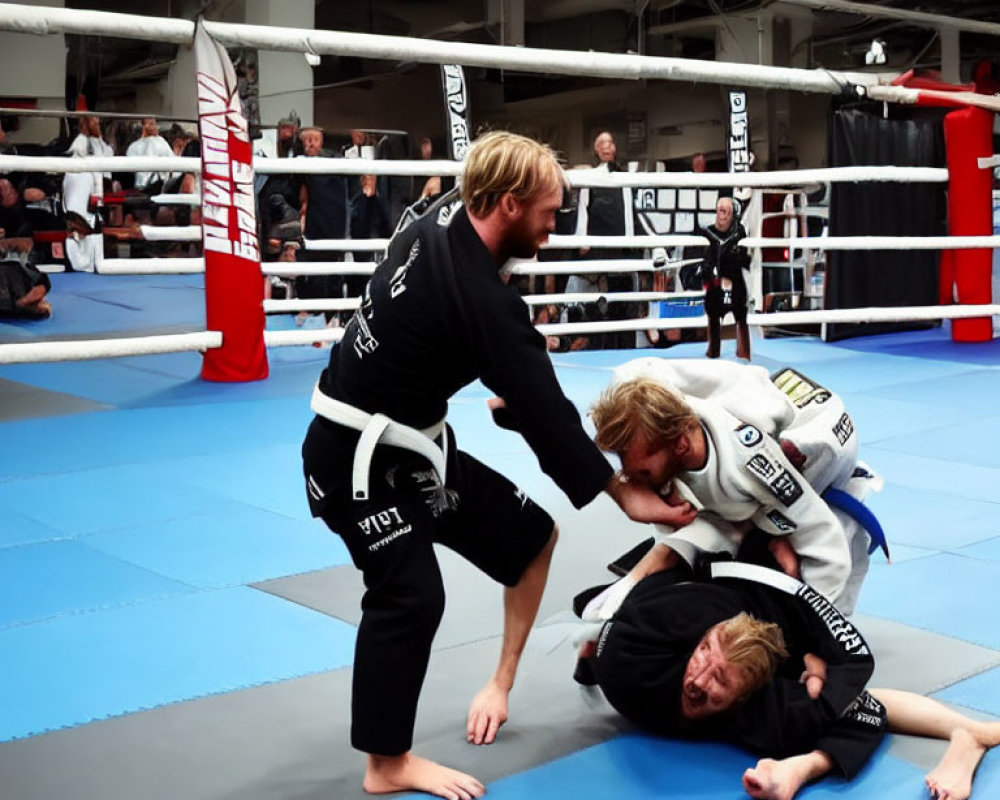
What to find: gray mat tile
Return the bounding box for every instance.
[254,489,653,652]
[0,377,107,421]
[0,629,628,800]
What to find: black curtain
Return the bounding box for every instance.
[825,107,947,341]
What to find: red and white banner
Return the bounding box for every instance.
[194,19,268,381]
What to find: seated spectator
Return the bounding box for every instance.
[64,211,102,272]
[126,117,175,194]
[0,238,51,320]
[0,177,31,240]
[63,116,113,229]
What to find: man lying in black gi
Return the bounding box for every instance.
[301,130,695,800]
[577,555,1000,800]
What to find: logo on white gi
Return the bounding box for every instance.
[746,454,777,481]
[765,509,796,532]
[736,424,763,447]
[768,470,804,506]
[832,412,854,446]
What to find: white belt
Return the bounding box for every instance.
[710,561,803,596]
[310,384,447,502]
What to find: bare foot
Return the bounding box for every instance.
[742,758,799,800]
[364,752,485,800]
[925,728,986,800]
[742,751,833,800]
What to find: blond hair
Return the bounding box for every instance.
[590,378,699,453]
[461,130,562,218]
[715,612,788,699]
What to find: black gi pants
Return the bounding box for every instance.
[303,420,553,755]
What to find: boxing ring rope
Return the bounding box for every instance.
[4,2,1000,114]
[0,332,221,365]
[0,9,996,364]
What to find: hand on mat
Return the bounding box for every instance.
[799,653,827,699]
[581,573,638,621]
[466,679,509,745]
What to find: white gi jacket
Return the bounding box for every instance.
[611,357,875,613]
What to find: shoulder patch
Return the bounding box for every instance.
[766,509,797,532]
[746,453,777,481]
[736,424,763,448]
[768,469,804,507]
[832,412,854,446]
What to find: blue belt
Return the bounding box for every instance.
[822,487,890,560]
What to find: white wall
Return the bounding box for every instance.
[0,0,66,143]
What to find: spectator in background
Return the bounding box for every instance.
[296,126,351,326]
[277,113,301,159]
[63,115,113,228]
[125,117,175,194]
[572,131,640,350]
[0,236,51,320]
[415,136,455,203]
[691,152,707,173]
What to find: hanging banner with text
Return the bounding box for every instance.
[727,89,752,202]
[440,64,471,161]
[194,18,268,382]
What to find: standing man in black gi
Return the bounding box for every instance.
[301,130,695,800]
[700,196,752,360]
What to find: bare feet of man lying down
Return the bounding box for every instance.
[364,752,485,800]
[742,751,834,800]
[925,728,986,800]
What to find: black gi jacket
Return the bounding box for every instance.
[593,569,886,779]
[306,200,614,511]
[699,222,751,284]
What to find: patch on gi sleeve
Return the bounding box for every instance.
[735,424,763,447]
[832,412,854,446]
[768,469,804,507]
[746,453,777,481]
[766,509,797,532]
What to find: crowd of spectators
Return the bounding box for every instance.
[1,113,754,350]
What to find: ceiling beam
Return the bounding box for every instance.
[776,0,1000,37]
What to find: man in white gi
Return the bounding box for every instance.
[125,117,175,192]
[585,358,884,619]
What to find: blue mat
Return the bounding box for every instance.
[84,504,349,589]
[0,273,206,341]
[856,552,1000,649]
[0,506,66,549]
[955,535,1000,563]
[410,733,928,800]
[0,539,195,629]
[864,483,1000,551]
[874,415,1000,471]
[935,666,1000,717]
[860,449,1000,506]
[153,442,317,523]
[0,586,356,742]
[0,463,229,536]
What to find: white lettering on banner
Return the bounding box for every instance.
[203,224,233,254]
[204,179,230,207]
[442,65,470,159]
[197,63,259,266]
[729,91,750,175]
[196,74,227,115]
[202,203,228,227]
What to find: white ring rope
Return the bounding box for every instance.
[0,332,221,365]
[0,155,950,187]
[0,4,889,97]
